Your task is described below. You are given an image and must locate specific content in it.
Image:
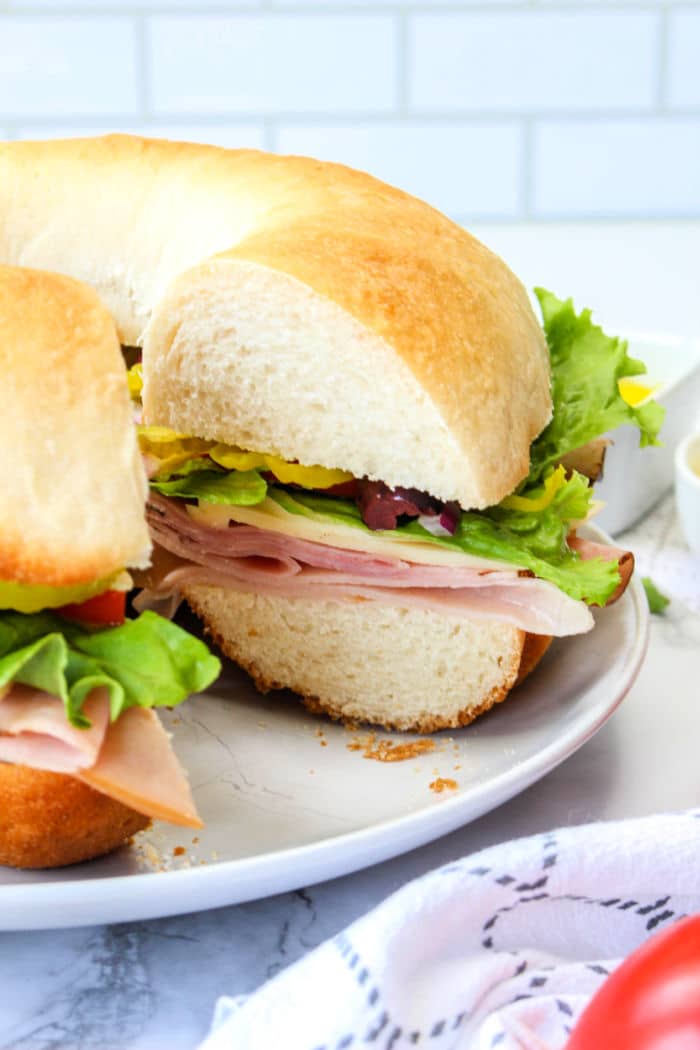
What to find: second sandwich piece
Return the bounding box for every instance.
[0,265,220,869]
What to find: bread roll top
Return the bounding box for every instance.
[0,265,150,586]
[0,135,551,508]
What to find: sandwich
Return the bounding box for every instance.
[134,287,660,732]
[0,136,662,733]
[0,265,220,869]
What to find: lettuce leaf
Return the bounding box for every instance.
[150,469,267,506]
[642,576,670,615]
[269,474,619,605]
[0,610,221,728]
[529,289,665,483]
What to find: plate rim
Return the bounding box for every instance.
[0,543,649,930]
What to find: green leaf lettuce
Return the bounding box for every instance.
[150,468,267,506]
[642,576,670,615]
[270,474,620,606]
[529,288,665,483]
[0,610,221,728]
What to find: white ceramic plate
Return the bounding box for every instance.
[0,559,648,931]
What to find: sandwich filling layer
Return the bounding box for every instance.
[0,685,201,827]
[134,293,654,636]
[0,600,221,826]
[141,492,633,637]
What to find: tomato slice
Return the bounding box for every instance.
[568,914,700,1050]
[59,590,127,626]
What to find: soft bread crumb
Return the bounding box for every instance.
[183,587,547,732]
[347,734,436,763]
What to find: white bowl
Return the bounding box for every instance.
[594,332,700,536]
[675,432,700,557]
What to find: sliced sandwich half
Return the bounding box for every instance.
[133,236,661,732]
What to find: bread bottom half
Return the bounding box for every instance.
[184,587,552,733]
[0,765,149,869]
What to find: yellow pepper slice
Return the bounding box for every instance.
[127,362,143,400]
[209,446,268,472]
[209,445,353,490]
[137,425,193,444]
[137,426,213,476]
[501,465,567,513]
[618,377,658,407]
[138,426,355,491]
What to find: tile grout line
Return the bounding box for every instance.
[521,117,533,221]
[3,111,700,126]
[2,4,693,15]
[135,13,151,120]
[263,117,276,153]
[656,6,669,111]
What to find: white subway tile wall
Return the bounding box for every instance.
[534,118,700,216]
[1,2,699,222]
[149,16,398,114]
[668,9,700,108]
[0,19,139,117]
[409,12,659,112]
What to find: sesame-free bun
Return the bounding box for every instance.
[184,585,551,733]
[0,265,151,586]
[0,135,551,509]
[0,764,148,869]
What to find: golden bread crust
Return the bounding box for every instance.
[0,136,551,507]
[301,684,513,735]
[237,633,551,734]
[515,632,554,687]
[0,265,151,585]
[0,764,148,869]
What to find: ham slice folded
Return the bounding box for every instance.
[0,685,201,828]
[568,535,634,605]
[138,494,638,638]
[0,686,109,773]
[79,707,201,829]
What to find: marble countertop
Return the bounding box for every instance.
[0,493,698,1050]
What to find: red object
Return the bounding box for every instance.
[568,914,700,1050]
[323,480,360,499]
[59,590,127,626]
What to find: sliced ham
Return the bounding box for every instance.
[79,707,201,829]
[142,494,623,637]
[568,535,634,605]
[0,687,109,773]
[0,684,201,828]
[138,560,594,636]
[147,493,530,588]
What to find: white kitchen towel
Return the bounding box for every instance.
[199,811,700,1050]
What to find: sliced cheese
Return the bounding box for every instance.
[187,498,519,572]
